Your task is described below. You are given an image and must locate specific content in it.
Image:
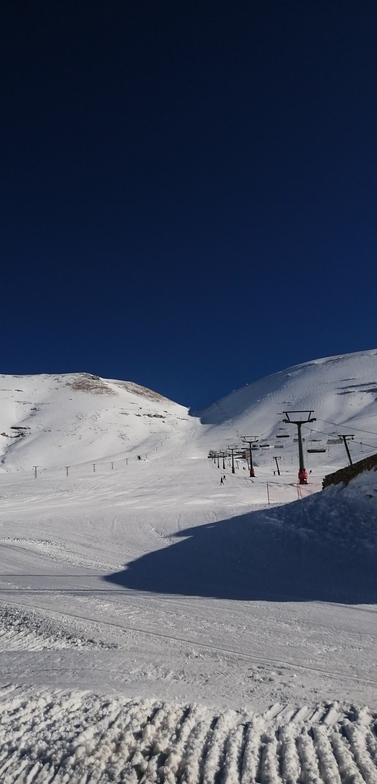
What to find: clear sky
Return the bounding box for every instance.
[2,1,377,409]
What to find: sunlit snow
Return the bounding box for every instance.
[0,351,376,781]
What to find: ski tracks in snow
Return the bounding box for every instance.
[0,605,115,652]
[0,686,376,782]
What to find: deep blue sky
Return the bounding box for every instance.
[2,1,377,409]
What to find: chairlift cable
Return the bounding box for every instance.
[316,418,377,437]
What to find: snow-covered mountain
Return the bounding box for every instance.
[0,372,192,471]
[0,352,377,781]
[1,349,377,475]
[195,348,377,471]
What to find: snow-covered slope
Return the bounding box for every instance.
[0,353,377,782]
[0,372,192,471]
[196,348,377,472]
[199,349,377,426]
[1,685,376,784]
[2,349,377,476]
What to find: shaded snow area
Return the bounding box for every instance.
[1,685,377,783]
[107,473,377,604]
[0,357,377,780]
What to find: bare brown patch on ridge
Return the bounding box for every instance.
[114,381,170,403]
[67,375,117,395]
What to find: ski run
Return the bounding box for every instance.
[0,686,377,783]
[0,351,377,781]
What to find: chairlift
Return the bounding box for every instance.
[276,433,290,438]
[307,435,326,453]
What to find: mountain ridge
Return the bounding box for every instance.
[2,348,377,473]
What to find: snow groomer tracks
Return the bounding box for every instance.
[0,686,377,783]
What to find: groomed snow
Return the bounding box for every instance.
[0,685,376,783]
[0,353,377,781]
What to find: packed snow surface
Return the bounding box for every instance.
[1,685,377,783]
[0,351,377,781]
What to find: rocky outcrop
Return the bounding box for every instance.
[322,452,377,489]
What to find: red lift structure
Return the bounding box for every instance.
[282,410,316,484]
[242,436,258,477]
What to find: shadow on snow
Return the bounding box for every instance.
[103,496,377,604]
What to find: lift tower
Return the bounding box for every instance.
[338,434,354,466]
[282,410,316,484]
[273,455,281,476]
[242,436,258,477]
[227,446,238,474]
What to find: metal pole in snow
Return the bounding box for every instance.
[283,411,316,484]
[65,466,69,477]
[93,464,96,473]
[241,437,257,477]
[33,466,38,479]
[339,434,354,466]
[266,482,270,504]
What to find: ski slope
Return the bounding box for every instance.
[1,686,377,783]
[196,348,377,470]
[0,352,376,781]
